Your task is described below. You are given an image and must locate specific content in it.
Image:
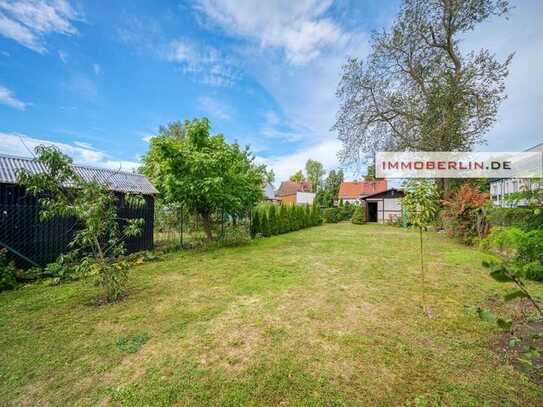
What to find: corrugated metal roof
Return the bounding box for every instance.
[0,153,158,195]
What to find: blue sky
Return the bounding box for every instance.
[1,0,542,183]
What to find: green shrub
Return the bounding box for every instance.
[251,209,260,237]
[351,205,366,224]
[311,204,322,226]
[323,208,340,223]
[44,252,90,284]
[0,249,17,291]
[268,205,279,235]
[219,225,251,247]
[279,204,289,233]
[487,207,543,230]
[260,211,271,237]
[483,227,543,281]
[341,202,355,221]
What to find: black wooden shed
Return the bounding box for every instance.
[0,153,157,267]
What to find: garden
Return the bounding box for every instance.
[2,117,543,405]
[2,223,543,405]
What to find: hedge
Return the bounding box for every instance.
[487,207,543,230]
[251,203,322,238]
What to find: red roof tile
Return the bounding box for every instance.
[276,180,313,196]
[338,180,387,199]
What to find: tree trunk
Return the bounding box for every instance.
[420,227,425,312]
[201,213,213,241]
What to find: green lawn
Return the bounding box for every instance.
[1,223,542,406]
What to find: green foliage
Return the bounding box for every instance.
[323,208,340,223]
[351,204,366,225]
[0,249,17,291]
[268,205,279,235]
[251,209,260,238]
[340,201,355,221]
[17,145,144,303]
[483,227,543,281]
[116,332,151,354]
[305,159,325,192]
[289,170,305,183]
[250,203,320,237]
[402,180,440,313]
[260,210,271,237]
[218,225,252,247]
[487,207,543,231]
[402,180,440,231]
[316,169,344,207]
[142,118,264,240]
[44,252,92,284]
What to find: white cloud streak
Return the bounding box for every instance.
[195,0,346,64]
[0,132,140,171]
[0,85,28,110]
[0,0,80,53]
[164,38,239,86]
[197,96,232,120]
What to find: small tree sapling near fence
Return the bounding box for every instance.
[17,146,144,302]
[402,180,440,315]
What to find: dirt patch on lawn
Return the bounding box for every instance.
[492,319,543,385]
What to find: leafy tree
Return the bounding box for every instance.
[264,168,276,185]
[335,0,512,196]
[289,170,305,183]
[402,180,440,314]
[143,118,264,241]
[18,146,144,302]
[317,169,344,207]
[305,159,325,192]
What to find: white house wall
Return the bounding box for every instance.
[296,192,315,205]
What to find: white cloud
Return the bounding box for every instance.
[197,96,232,120]
[0,0,80,53]
[195,0,346,64]
[0,132,140,171]
[164,38,239,86]
[257,138,343,184]
[0,85,28,110]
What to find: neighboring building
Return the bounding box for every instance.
[276,180,315,205]
[0,153,157,267]
[262,182,277,202]
[361,188,405,223]
[337,180,388,204]
[490,142,543,207]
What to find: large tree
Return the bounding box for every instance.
[334,0,512,194]
[316,169,344,207]
[305,159,325,192]
[289,170,305,183]
[142,119,264,240]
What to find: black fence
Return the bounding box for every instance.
[0,184,154,268]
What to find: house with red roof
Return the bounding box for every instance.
[276,180,315,205]
[337,180,388,204]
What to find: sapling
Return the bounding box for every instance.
[402,180,440,315]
